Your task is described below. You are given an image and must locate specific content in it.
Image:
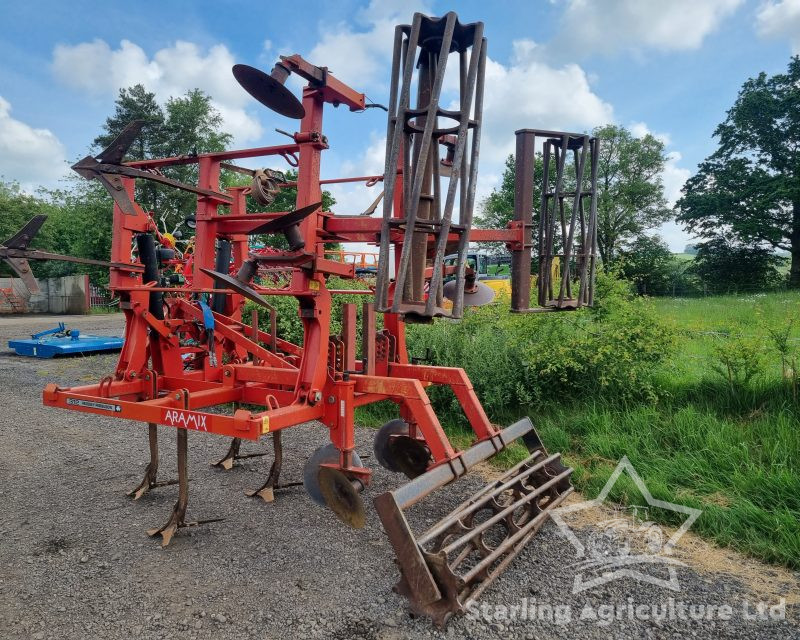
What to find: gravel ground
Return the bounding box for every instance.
[0,314,797,640]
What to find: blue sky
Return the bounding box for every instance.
[1,0,799,250]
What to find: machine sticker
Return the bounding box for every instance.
[67,398,122,412]
[163,408,208,431]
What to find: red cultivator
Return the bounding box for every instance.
[41,11,597,625]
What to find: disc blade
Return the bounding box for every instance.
[373,419,409,472]
[248,201,322,235]
[442,280,496,307]
[318,466,365,529]
[387,436,431,479]
[233,64,305,119]
[199,268,271,307]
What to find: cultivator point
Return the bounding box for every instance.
[40,10,597,625]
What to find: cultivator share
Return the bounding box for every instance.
[41,12,599,626]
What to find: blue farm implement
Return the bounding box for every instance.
[9,323,124,358]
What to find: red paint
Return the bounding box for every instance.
[43,54,509,481]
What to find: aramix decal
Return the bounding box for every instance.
[67,398,122,412]
[162,408,208,431]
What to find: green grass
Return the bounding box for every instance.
[532,397,800,566]
[553,291,800,567]
[359,290,800,569]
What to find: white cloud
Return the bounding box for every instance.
[0,96,68,190]
[307,0,431,90]
[629,121,671,146]
[325,132,386,218]
[52,39,263,143]
[628,121,690,205]
[658,219,695,252]
[663,150,691,206]
[556,0,744,55]
[629,121,693,251]
[756,0,800,53]
[479,40,614,164]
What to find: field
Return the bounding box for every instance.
[361,289,800,569]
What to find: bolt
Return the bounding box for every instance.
[174,393,181,400]
[128,371,137,379]
[327,395,335,404]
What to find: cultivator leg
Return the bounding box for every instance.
[245,431,302,502]
[212,437,268,471]
[374,418,573,626]
[147,428,223,547]
[126,423,178,500]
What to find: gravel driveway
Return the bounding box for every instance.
[1,314,797,639]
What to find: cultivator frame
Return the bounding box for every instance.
[41,11,593,625]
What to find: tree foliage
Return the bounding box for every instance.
[475,125,671,267]
[0,182,58,278]
[618,234,675,295]
[594,124,671,266]
[94,85,231,234]
[1,85,234,286]
[689,235,784,292]
[677,56,800,287]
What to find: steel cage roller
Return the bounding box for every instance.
[376,12,486,321]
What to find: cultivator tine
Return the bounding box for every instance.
[212,437,268,471]
[213,437,242,471]
[245,432,302,502]
[374,418,573,626]
[126,423,179,500]
[147,428,222,547]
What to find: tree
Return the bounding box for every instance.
[476,125,672,267]
[594,124,671,267]
[475,155,518,232]
[0,181,60,278]
[475,153,559,256]
[94,85,165,217]
[9,85,235,285]
[677,56,800,287]
[618,234,674,295]
[94,85,164,160]
[690,235,783,292]
[94,85,231,233]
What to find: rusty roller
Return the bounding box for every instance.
[374,418,573,626]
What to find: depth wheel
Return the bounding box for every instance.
[303,443,362,506]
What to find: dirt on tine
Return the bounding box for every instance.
[1,315,797,640]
